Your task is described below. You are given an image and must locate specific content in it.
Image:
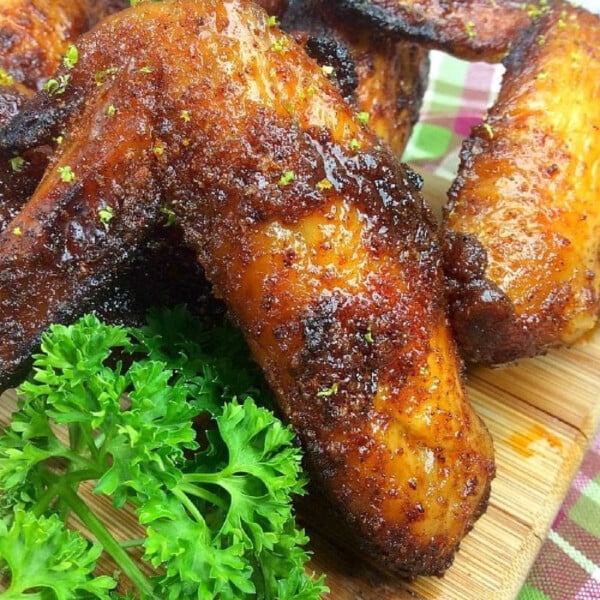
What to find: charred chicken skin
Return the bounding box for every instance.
[0,0,494,576]
[281,0,429,155]
[333,0,556,62]
[443,2,600,365]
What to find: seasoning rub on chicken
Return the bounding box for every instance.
[443,2,600,365]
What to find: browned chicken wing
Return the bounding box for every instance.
[281,0,429,155]
[0,0,494,576]
[442,2,600,365]
[332,0,556,62]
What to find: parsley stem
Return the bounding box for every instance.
[172,486,206,525]
[36,468,101,516]
[180,470,229,484]
[178,481,228,510]
[59,485,156,598]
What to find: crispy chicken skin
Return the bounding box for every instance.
[281,0,429,155]
[0,0,494,575]
[442,2,600,365]
[0,81,51,234]
[333,0,555,62]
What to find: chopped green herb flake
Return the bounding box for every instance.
[465,21,476,41]
[278,170,295,186]
[107,104,116,116]
[94,66,118,86]
[271,37,288,53]
[0,68,14,86]
[357,111,370,126]
[98,205,114,229]
[43,74,71,96]
[9,156,25,173]
[316,178,333,191]
[63,44,78,69]
[317,382,339,397]
[57,165,75,183]
[161,206,176,226]
[349,138,361,152]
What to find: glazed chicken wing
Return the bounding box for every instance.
[281,0,429,155]
[0,0,132,230]
[0,0,208,327]
[442,2,600,365]
[0,0,494,576]
[333,0,555,62]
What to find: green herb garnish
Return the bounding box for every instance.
[0,307,326,599]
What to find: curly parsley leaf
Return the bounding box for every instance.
[0,307,327,598]
[0,509,116,599]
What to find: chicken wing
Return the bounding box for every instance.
[442,2,600,365]
[281,0,429,155]
[332,0,555,62]
[0,0,494,575]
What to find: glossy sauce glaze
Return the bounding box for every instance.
[443,2,600,364]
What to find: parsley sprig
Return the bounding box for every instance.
[0,306,326,598]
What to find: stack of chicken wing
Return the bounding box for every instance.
[0,0,597,578]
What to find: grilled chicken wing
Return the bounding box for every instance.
[442,2,600,365]
[333,0,555,62]
[0,79,50,232]
[0,0,494,575]
[281,0,429,155]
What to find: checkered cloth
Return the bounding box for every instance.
[404,49,600,600]
[520,429,600,599]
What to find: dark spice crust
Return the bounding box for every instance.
[0,0,494,576]
[333,0,550,62]
[281,0,430,155]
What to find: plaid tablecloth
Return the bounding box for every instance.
[404,47,600,600]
